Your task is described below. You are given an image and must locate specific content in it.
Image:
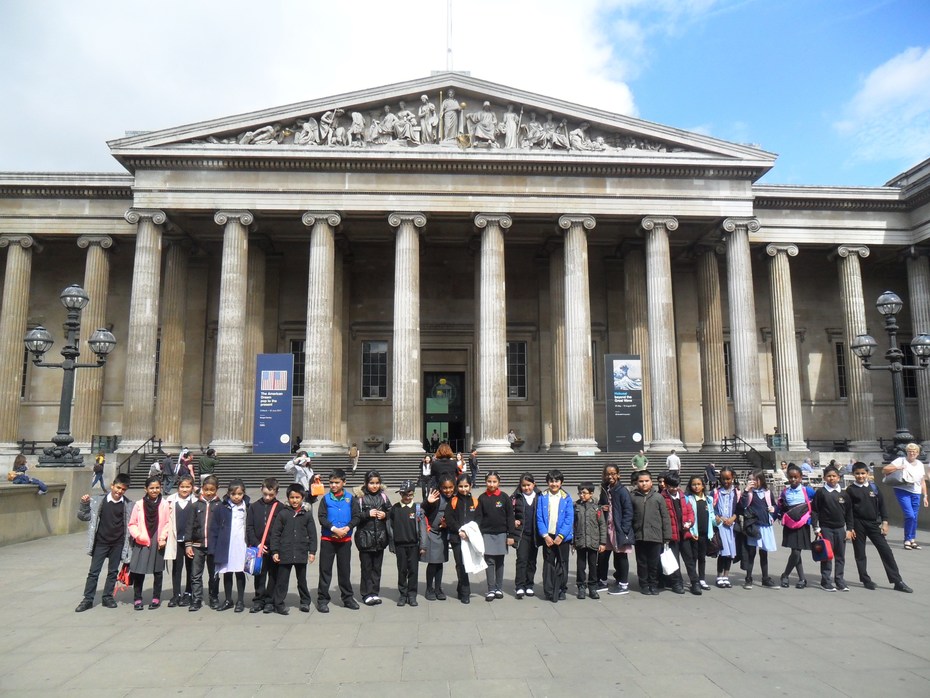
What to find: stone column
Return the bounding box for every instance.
[388,212,426,454]
[120,209,166,451]
[300,212,341,453]
[549,245,568,450]
[906,251,930,448]
[154,238,189,450]
[722,218,766,449]
[0,235,36,452]
[766,244,807,451]
[331,245,346,447]
[242,243,267,447]
[475,213,513,453]
[642,216,684,450]
[623,243,652,445]
[558,215,599,452]
[835,245,878,450]
[210,210,252,453]
[695,245,728,452]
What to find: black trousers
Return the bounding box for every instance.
[252,559,279,606]
[170,542,192,598]
[394,544,420,599]
[542,540,570,599]
[680,536,707,583]
[274,562,311,607]
[575,548,599,588]
[450,541,471,597]
[853,520,902,584]
[190,548,218,602]
[82,540,124,603]
[318,540,354,603]
[819,526,847,585]
[359,549,385,597]
[634,540,661,589]
[596,549,630,585]
[514,536,539,590]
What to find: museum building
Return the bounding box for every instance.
[2,73,930,458]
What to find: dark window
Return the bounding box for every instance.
[902,343,918,399]
[290,339,305,398]
[507,341,527,399]
[362,341,388,399]
[723,341,732,399]
[21,347,28,399]
[835,342,848,399]
[153,337,161,398]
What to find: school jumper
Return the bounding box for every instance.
[779,484,815,586]
[269,503,318,612]
[78,493,134,606]
[536,489,574,602]
[573,498,607,596]
[422,492,453,598]
[353,490,392,601]
[387,500,428,605]
[443,493,480,601]
[683,492,716,588]
[846,482,904,587]
[317,491,359,607]
[811,484,853,589]
[475,489,516,596]
[246,497,283,612]
[631,487,671,594]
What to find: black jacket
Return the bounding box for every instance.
[444,494,479,537]
[512,488,542,546]
[184,497,222,549]
[247,498,284,548]
[599,483,635,547]
[269,506,318,564]
[352,491,391,552]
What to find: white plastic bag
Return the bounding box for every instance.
[660,544,679,576]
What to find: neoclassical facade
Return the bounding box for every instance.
[2,74,929,457]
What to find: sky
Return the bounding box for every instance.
[1,0,929,186]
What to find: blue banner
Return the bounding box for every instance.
[604,354,645,452]
[253,353,294,454]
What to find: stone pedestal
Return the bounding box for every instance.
[0,235,36,453]
[696,245,728,452]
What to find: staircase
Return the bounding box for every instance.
[132,451,757,492]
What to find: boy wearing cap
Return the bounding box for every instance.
[386,479,428,606]
[574,482,607,599]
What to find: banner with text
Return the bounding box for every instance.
[253,353,294,454]
[604,354,644,452]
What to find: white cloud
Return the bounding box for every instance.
[835,46,930,166]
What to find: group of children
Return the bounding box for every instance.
[75,460,913,614]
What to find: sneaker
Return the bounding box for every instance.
[524,588,535,597]
[794,579,807,590]
[836,584,850,592]
[608,583,630,596]
[699,580,710,591]
[596,580,609,592]
[588,588,600,600]
[371,595,382,605]
[179,594,191,607]
[780,575,790,588]
[576,588,587,600]
[134,600,144,611]
[149,598,161,609]
[557,590,566,601]
[515,588,525,599]
[762,578,779,589]
[743,579,753,590]
[820,582,836,592]
[485,592,496,602]
[363,595,376,606]
[493,590,503,600]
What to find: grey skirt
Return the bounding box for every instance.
[423,529,449,564]
[483,532,508,556]
[129,539,165,574]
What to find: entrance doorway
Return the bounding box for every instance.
[424,371,466,453]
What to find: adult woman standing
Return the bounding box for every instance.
[431,443,458,488]
[882,443,929,549]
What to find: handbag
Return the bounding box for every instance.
[310,476,326,498]
[741,509,760,540]
[811,536,834,562]
[781,487,811,529]
[883,458,916,486]
[706,529,722,558]
[245,502,278,576]
[116,562,132,596]
[660,544,679,576]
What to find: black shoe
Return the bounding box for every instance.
[276,606,289,615]
[894,582,914,593]
[134,601,144,611]
[649,586,659,596]
[209,597,219,610]
[863,580,877,590]
[780,575,790,588]
[149,598,161,609]
[639,587,651,596]
[178,594,191,607]
[407,597,418,607]
[690,582,702,596]
[299,604,310,613]
[101,597,118,609]
[425,588,436,601]
[167,595,180,608]
[460,595,470,604]
[671,585,685,595]
[250,602,263,613]
[836,584,850,592]
[316,602,329,613]
[188,601,202,612]
[795,579,807,590]
[234,601,245,613]
[434,588,447,601]
[820,582,836,592]
[397,597,407,607]
[75,599,93,613]
[263,603,275,613]
[588,588,600,600]
[557,590,566,601]
[344,598,360,610]
[577,588,587,600]
[218,600,234,611]
[762,577,779,589]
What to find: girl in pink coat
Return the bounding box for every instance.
[128,476,170,610]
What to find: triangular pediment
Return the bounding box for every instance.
[108,73,775,173]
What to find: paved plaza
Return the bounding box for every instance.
[2,511,929,697]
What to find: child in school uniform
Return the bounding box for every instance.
[778,464,815,589]
[712,467,740,588]
[631,470,671,596]
[317,469,359,612]
[270,483,318,614]
[127,475,170,610]
[75,473,133,612]
[683,475,716,593]
[164,474,195,607]
[444,474,480,603]
[660,473,695,594]
[738,470,778,590]
[846,462,913,592]
[597,464,634,596]
[811,465,853,592]
[246,477,283,613]
[422,473,456,600]
[574,482,607,599]
[475,470,516,601]
[184,475,222,612]
[353,470,391,606]
[210,479,250,612]
[387,479,428,607]
[536,469,574,603]
[512,472,542,599]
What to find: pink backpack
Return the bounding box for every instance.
[781,487,811,529]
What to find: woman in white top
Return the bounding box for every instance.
[882,443,929,549]
[284,450,314,491]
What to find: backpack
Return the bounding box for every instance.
[781,486,811,529]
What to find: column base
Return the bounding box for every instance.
[302,440,345,455]
[787,440,809,452]
[208,439,249,454]
[474,439,513,454]
[0,442,25,457]
[560,439,601,454]
[387,439,425,455]
[849,440,881,452]
[648,439,685,452]
[700,442,725,453]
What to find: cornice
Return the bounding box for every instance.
[753,184,907,211]
[0,173,133,199]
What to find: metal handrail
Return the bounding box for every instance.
[723,434,775,471]
[116,436,164,475]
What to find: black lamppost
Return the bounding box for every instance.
[23,284,116,467]
[850,291,930,461]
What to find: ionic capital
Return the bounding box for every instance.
[301,212,342,228]
[214,210,254,227]
[721,217,761,235]
[0,234,37,250]
[77,235,114,250]
[694,241,725,256]
[832,245,870,260]
[388,212,427,229]
[765,243,799,257]
[474,213,513,230]
[899,245,929,261]
[125,209,166,226]
[641,216,679,233]
[558,214,596,232]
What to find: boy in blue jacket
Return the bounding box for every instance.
[536,469,574,602]
[316,469,360,612]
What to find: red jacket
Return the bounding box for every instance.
[661,491,695,542]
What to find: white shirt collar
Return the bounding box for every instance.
[825,484,841,493]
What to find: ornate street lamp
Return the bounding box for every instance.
[24,284,116,467]
[851,291,930,461]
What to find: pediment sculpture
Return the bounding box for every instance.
[189,90,687,154]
